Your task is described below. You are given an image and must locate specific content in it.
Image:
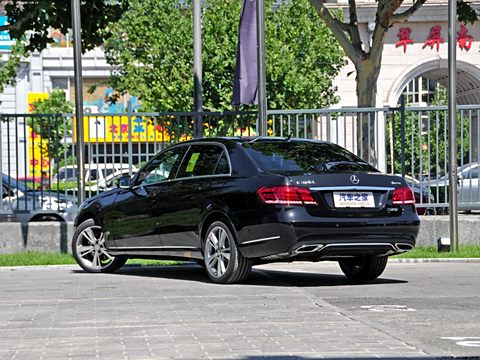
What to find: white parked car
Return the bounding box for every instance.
[423,163,480,211]
[53,163,137,187]
[86,169,137,192]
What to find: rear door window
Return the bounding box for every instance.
[88,169,99,181]
[463,168,478,179]
[243,140,378,174]
[176,144,230,178]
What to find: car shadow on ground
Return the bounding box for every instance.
[240,357,441,360]
[72,262,407,287]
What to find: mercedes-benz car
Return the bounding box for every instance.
[72,137,420,284]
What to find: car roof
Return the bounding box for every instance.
[58,163,137,169]
[176,136,328,146]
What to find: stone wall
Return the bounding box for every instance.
[0,217,479,254]
[0,222,74,254]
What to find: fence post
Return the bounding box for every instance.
[376,110,387,173]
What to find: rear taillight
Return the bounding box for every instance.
[392,186,415,205]
[257,186,318,206]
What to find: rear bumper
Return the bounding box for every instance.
[237,209,419,260]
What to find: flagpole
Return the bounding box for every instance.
[256,0,267,137]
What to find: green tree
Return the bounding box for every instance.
[26,90,75,161]
[104,0,345,112]
[1,0,125,53]
[0,40,25,94]
[0,0,126,91]
[265,1,345,110]
[104,0,193,111]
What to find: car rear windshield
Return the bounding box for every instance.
[242,140,378,174]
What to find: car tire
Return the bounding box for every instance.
[338,255,388,280]
[72,219,126,273]
[203,221,252,284]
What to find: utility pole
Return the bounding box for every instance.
[256,0,267,136]
[447,0,459,252]
[71,0,85,204]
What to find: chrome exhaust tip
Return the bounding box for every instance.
[294,244,324,254]
[395,243,414,251]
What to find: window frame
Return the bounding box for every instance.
[174,142,232,181]
[132,142,232,188]
[132,146,187,187]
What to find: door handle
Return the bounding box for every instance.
[146,192,158,200]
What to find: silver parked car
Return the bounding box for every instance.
[1,173,77,222]
[424,163,479,211]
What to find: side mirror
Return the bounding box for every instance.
[2,185,14,199]
[116,175,132,189]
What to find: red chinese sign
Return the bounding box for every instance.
[422,26,444,51]
[457,25,473,51]
[395,27,414,53]
[396,24,475,53]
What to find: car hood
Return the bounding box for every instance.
[24,190,77,202]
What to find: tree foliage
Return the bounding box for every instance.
[387,88,470,178]
[0,0,126,93]
[1,0,126,53]
[0,40,25,94]
[104,0,345,112]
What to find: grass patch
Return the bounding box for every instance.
[4,246,478,267]
[0,252,77,267]
[393,245,480,258]
[125,259,182,266]
[0,252,182,267]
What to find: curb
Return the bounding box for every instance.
[390,258,480,263]
[1,259,480,271]
[0,264,78,271]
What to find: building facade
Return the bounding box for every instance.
[332,0,480,107]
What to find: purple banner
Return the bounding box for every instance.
[233,0,258,106]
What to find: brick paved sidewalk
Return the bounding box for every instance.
[0,264,427,360]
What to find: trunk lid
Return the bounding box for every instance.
[288,172,407,217]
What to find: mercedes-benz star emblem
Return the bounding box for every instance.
[350,175,360,184]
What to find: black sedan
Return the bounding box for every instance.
[72,137,419,283]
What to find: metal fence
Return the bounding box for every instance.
[1,105,479,219]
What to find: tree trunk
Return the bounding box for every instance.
[355,57,381,163]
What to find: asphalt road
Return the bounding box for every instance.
[258,260,480,358]
[0,260,479,359]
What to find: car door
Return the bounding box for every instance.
[459,166,479,204]
[159,143,231,251]
[104,146,186,249]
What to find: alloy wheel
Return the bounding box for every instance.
[74,224,115,271]
[205,226,232,278]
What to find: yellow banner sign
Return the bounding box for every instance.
[27,93,50,177]
[77,116,182,143]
